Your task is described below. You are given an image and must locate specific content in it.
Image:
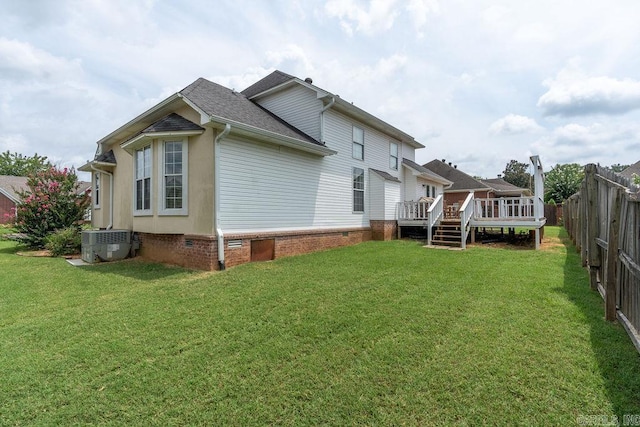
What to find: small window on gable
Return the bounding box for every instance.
[352,126,364,160]
[93,173,100,208]
[353,167,364,213]
[390,142,398,170]
[134,145,152,215]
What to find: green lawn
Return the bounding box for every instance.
[0,227,638,425]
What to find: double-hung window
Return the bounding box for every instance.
[389,142,398,170]
[135,145,152,214]
[353,167,365,213]
[160,140,188,215]
[352,126,364,160]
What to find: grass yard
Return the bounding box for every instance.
[0,227,639,425]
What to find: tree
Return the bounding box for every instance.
[12,167,90,248]
[502,160,531,190]
[0,151,52,176]
[544,163,584,203]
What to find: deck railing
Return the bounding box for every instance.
[459,192,475,249]
[397,201,431,221]
[473,197,535,220]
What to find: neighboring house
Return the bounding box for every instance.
[422,159,493,209]
[480,178,532,197]
[80,70,447,270]
[0,175,28,224]
[0,175,90,224]
[620,160,640,182]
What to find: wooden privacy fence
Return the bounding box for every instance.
[564,164,640,352]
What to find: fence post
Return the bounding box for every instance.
[605,187,623,321]
[585,164,600,290]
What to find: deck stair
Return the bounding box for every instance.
[431,219,463,247]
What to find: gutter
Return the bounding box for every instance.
[90,164,113,230]
[213,123,231,270]
[319,96,335,143]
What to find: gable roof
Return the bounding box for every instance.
[422,159,490,192]
[402,159,452,186]
[141,112,205,133]
[0,175,28,202]
[480,178,531,196]
[180,78,323,147]
[620,160,640,180]
[242,70,425,149]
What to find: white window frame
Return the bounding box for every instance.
[389,142,398,170]
[134,145,152,216]
[352,126,364,160]
[159,139,188,216]
[353,167,365,213]
[93,172,100,209]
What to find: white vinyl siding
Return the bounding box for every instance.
[252,85,322,140]
[369,171,401,220]
[134,145,152,215]
[217,107,408,233]
[159,140,188,215]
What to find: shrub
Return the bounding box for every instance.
[45,227,81,257]
[13,167,90,248]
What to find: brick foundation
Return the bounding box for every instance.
[138,227,372,271]
[370,220,397,241]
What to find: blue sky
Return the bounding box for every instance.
[1,0,639,179]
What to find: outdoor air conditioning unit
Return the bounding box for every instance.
[81,230,132,264]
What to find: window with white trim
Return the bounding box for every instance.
[160,140,188,215]
[389,142,398,170]
[134,145,152,214]
[352,126,364,160]
[353,167,364,213]
[93,173,100,208]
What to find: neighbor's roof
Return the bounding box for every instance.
[402,159,452,186]
[0,175,90,202]
[620,160,640,180]
[0,175,28,202]
[481,178,531,196]
[422,159,490,192]
[242,70,425,149]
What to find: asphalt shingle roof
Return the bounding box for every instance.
[480,178,530,195]
[0,175,28,202]
[422,159,490,192]
[142,113,204,133]
[241,70,295,98]
[402,159,451,184]
[620,160,640,180]
[369,169,401,183]
[180,78,322,146]
[95,150,116,164]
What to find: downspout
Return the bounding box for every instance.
[319,96,335,143]
[214,123,231,270]
[90,164,113,230]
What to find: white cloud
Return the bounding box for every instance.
[489,114,543,135]
[538,66,640,116]
[0,38,83,82]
